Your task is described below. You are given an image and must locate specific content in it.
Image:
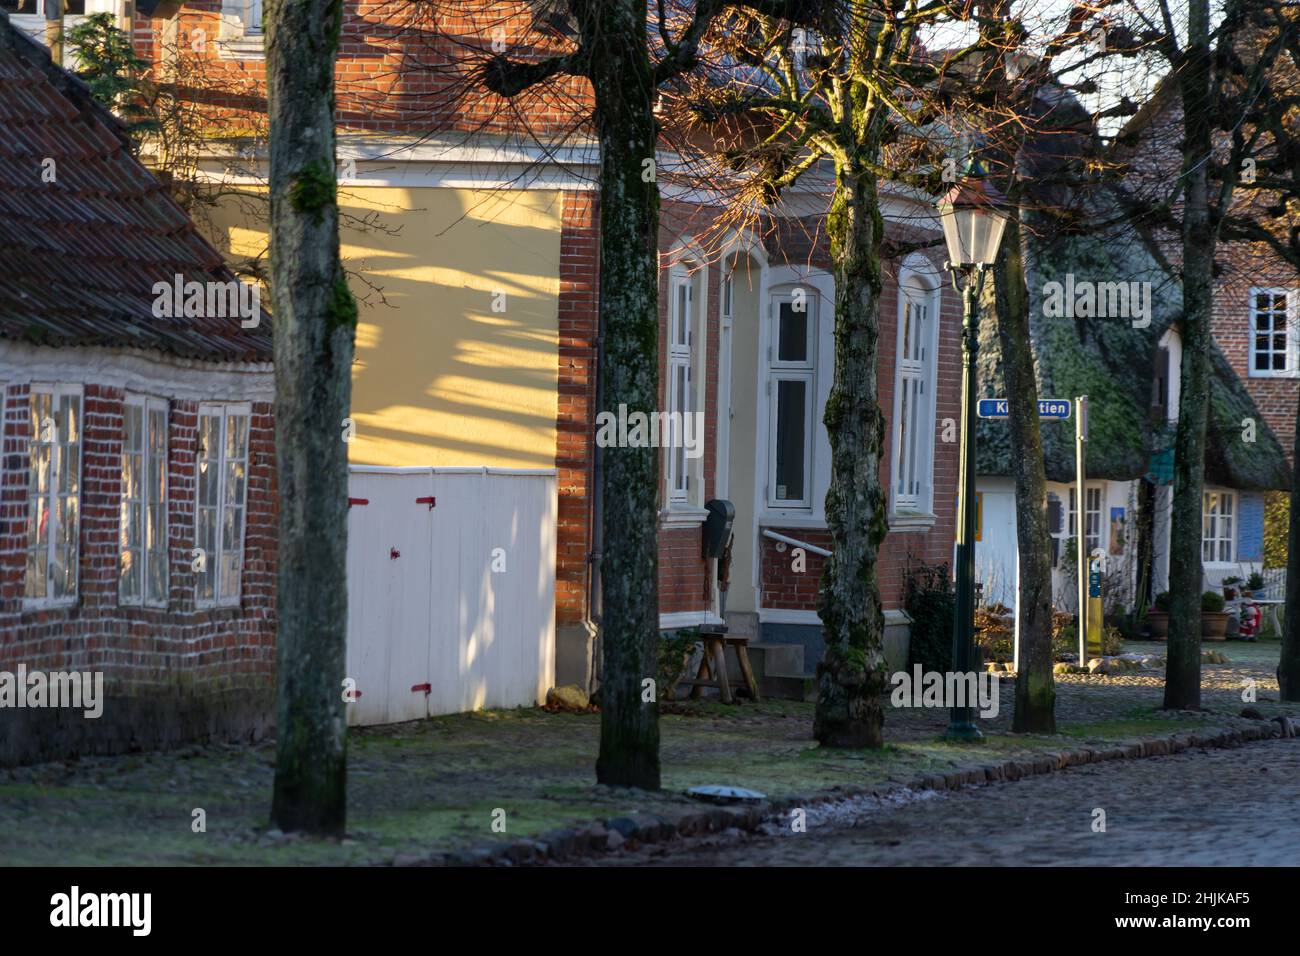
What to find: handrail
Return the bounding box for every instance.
[762,528,832,557]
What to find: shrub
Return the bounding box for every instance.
[1246,571,1265,592]
[1154,591,1171,612]
[1264,491,1289,568]
[905,561,953,673]
[658,628,701,695]
[974,607,1013,662]
[1201,591,1226,613]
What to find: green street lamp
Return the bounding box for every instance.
[936,156,1009,740]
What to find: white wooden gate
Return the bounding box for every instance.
[345,466,557,726]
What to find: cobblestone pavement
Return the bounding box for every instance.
[590,737,1300,866]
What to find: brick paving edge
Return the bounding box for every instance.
[389,714,1299,867]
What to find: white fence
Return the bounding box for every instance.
[345,466,557,727]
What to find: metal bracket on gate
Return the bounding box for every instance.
[348,497,369,509]
[415,496,437,510]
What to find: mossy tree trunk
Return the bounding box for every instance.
[267,0,354,834]
[815,156,888,749]
[1164,1,1214,710]
[983,213,1056,733]
[588,0,662,789]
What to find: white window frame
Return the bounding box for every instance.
[195,402,251,608]
[218,0,267,57]
[666,272,695,505]
[1202,490,1236,564]
[120,394,169,608]
[1248,287,1298,378]
[890,270,940,516]
[1067,484,1105,555]
[766,288,817,511]
[24,383,83,608]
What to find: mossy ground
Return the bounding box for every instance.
[1,639,1289,866]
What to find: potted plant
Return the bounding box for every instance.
[1245,571,1264,597]
[1221,576,1242,601]
[1202,590,1229,640]
[1146,592,1171,640]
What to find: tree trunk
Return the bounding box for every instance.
[1164,2,1214,711]
[1280,400,1300,699]
[984,214,1056,733]
[590,0,661,789]
[267,0,354,834]
[815,161,887,749]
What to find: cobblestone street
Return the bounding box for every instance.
[593,737,1300,866]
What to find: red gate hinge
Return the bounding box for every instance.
[348,497,369,508]
[415,496,436,509]
[411,682,431,694]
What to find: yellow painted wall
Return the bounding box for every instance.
[212,187,563,468]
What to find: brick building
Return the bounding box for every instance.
[8,2,962,726]
[0,15,275,764]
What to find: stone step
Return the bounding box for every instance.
[761,673,817,702]
[723,610,758,639]
[745,641,805,679]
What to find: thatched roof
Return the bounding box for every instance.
[973,90,1291,492]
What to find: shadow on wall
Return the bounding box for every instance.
[213,186,567,468]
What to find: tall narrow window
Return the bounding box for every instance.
[666,274,694,503]
[1202,491,1235,563]
[247,0,262,32]
[768,291,815,508]
[121,396,169,606]
[196,404,250,607]
[891,275,938,512]
[25,386,82,604]
[1249,288,1296,377]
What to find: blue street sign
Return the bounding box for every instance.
[977,398,1071,420]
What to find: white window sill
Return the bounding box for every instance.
[1248,368,1299,379]
[22,597,78,611]
[889,511,937,531]
[217,36,266,61]
[660,506,709,528]
[758,512,823,529]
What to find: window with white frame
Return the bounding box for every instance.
[196,404,250,607]
[891,275,938,513]
[1249,288,1297,377]
[1202,490,1235,563]
[219,0,266,53]
[768,289,816,509]
[120,396,169,607]
[1067,485,1104,554]
[666,273,696,504]
[25,385,82,604]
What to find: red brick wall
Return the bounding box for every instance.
[0,381,276,693]
[133,2,594,136]
[555,191,598,624]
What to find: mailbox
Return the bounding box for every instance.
[702,499,735,559]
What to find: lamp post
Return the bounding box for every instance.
[936,156,1009,740]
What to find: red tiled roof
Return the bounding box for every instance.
[0,15,271,363]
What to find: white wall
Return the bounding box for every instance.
[344,467,556,725]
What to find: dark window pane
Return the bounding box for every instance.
[775,379,806,501]
[778,303,807,362]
